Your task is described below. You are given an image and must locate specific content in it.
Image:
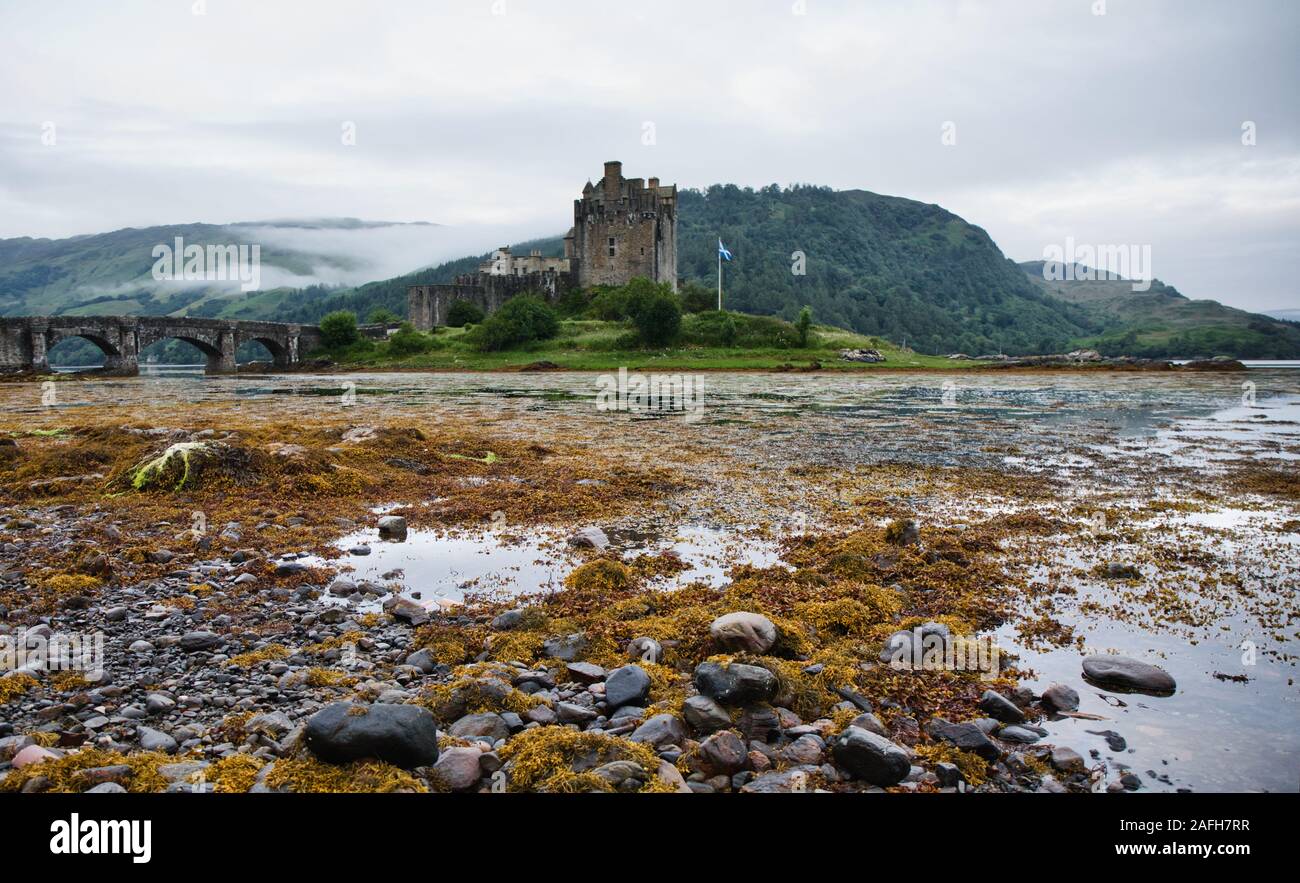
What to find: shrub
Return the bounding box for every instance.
[319,311,360,349]
[680,282,716,314]
[386,322,435,356]
[468,295,560,352]
[587,287,632,321]
[554,287,595,318]
[367,307,400,325]
[687,310,739,347]
[681,311,800,349]
[620,277,670,315]
[446,299,485,328]
[629,289,682,346]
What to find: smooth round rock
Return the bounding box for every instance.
[1040,682,1080,712]
[1082,655,1176,696]
[604,664,651,709]
[709,612,777,654]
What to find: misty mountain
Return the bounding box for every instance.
[0,219,529,318]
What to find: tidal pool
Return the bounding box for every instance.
[310,521,782,606]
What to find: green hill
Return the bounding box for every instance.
[1020,261,1300,358]
[675,185,1099,355]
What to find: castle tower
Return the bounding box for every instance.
[571,160,677,290]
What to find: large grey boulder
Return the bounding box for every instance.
[137,726,178,754]
[377,515,408,540]
[832,726,911,786]
[927,719,1000,762]
[978,690,1025,724]
[304,702,439,768]
[693,661,777,706]
[385,597,431,626]
[447,712,510,743]
[541,633,587,662]
[878,622,950,666]
[1040,683,1080,712]
[179,631,222,652]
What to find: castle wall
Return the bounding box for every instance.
[408,271,570,331]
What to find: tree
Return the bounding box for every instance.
[367,307,400,325]
[796,305,813,348]
[447,299,486,327]
[319,311,359,349]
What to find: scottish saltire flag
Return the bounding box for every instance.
[718,239,733,261]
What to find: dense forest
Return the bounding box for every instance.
[675,185,1101,355]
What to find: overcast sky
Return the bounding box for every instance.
[0,0,1296,311]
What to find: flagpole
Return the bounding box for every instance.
[717,246,722,311]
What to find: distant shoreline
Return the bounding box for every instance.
[18,360,1279,382]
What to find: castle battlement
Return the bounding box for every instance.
[570,160,677,290]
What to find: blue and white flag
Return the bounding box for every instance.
[718,239,733,262]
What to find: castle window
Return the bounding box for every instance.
[608,237,616,257]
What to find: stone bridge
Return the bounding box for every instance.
[0,316,325,375]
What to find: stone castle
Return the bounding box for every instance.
[408,161,677,330]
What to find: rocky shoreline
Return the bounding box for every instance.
[1,496,1176,794]
[1,377,1293,794]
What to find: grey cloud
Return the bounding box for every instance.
[0,0,1295,311]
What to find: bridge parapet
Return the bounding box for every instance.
[0,316,323,375]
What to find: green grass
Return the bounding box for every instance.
[311,318,982,372]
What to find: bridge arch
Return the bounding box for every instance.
[241,334,291,368]
[48,330,121,358]
[137,324,235,374]
[45,327,137,374]
[138,334,225,371]
[45,332,120,371]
